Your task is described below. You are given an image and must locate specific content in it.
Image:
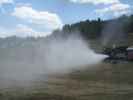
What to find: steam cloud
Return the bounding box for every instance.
[0,33,107,87]
[44,34,107,74]
[101,19,126,46]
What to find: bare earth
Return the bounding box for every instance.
[0,62,133,100]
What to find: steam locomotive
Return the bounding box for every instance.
[103,46,133,62]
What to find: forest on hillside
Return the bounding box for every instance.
[53,15,133,40]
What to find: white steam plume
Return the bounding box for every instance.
[44,34,107,74]
[0,33,107,87]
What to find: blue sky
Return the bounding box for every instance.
[0,0,132,37]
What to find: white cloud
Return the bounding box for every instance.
[15,24,51,37]
[69,0,132,17]
[69,0,119,5]
[15,24,37,37]
[95,2,131,17]
[0,26,14,37]
[12,6,63,30]
[0,0,13,5]
[0,24,52,38]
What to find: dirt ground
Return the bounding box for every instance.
[0,62,133,100]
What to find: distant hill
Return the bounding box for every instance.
[53,15,133,47]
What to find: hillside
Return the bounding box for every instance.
[53,15,133,47]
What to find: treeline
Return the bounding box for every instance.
[53,15,133,39]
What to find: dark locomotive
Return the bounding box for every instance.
[103,46,133,63]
